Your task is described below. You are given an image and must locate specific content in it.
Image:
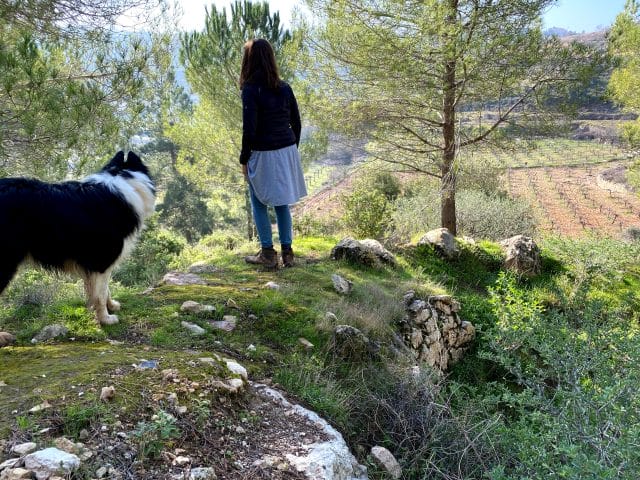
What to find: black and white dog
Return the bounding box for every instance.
[0,151,155,325]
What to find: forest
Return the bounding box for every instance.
[1,0,640,479]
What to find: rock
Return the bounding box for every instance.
[188,262,219,274]
[172,456,191,466]
[398,292,475,372]
[11,442,37,456]
[95,466,108,478]
[210,379,244,394]
[417,228,459,259]
[254,384,368,480]
[0,458,20,470]
[265,281,280,290]
[331,237,396,267]
[198,356,221,367]
[162,272,207,286]
[499,235,541,277]
[332,274,353,295]
[31,324,68,343]
[0,332,16,348]
[29,400,51,413]
[325,312,339,323]
[1,468,32,479]
[100,386,115,402]
[137,359,159,369]
[224,360,248,380]
[181,321,206,336]
[209,318,237,332]
[370,446,401,479]
[24,448,80,480]
[78,429,89,441]
[329,325,379,362]
[180,301,215,314]
[189,467,217,479]
[298,337,314,350]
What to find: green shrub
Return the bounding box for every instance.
[132,410,181,461]
[478,272,640,479]
[342,187,393,239]
[392,185,536,241]
[114,217,185,287]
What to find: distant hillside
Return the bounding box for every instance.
[544,26,576,37]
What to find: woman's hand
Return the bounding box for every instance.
[242,163,248,177]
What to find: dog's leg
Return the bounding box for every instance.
[107,285,121,313]
[0,260,21,295]
[84,271,118,325]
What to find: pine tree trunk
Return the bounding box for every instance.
[441,0,458,236]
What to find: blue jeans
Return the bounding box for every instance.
[249,183,292,248]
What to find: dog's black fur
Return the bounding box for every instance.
[0,151,155,325]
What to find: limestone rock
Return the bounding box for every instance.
[224,360,248,380]
[370,446,401,479]
[298,337,314,350]
[253,384,368,480]
[31,324,68,343]
[265,281,280,290]
[331,237,396,267]
[24,448,80,480]
[181,321,206,336]
[499,235,541,277]
[188,262,219,274]
[100,386,116,402]
[180,301,215,314]
[162,272,207,286]
[0,332,16,348]
[11,442,37,456]
[1,468,32,479]
[332,274,353,295]
[190,467,217,479]
[417,228,459,259]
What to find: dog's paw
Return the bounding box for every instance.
[108,299,121,312]
[99,314,119,326]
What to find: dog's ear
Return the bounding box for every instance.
[126,151,142,166]
[111,151,126,166]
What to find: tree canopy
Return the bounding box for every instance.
[304,0,600,234]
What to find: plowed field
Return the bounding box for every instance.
[507,160,640,237]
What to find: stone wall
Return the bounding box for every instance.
[398,292,475,372]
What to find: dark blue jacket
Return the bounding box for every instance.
[240,80,301,165]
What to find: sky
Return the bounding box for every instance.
[176,0,629,32]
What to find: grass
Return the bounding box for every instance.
[2,232,640,478]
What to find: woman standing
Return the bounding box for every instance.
[240,38,307,269]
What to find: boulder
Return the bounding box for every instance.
[331,237,396,267]
[370,446,401,479]
[332,274,353,295]
[417,228,459,259]
[23,448,80,480]
[499,235,541,277]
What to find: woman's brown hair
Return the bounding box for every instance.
[239,38,281,89]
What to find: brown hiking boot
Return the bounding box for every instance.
[281,246,294,268]
[245,247,278,269]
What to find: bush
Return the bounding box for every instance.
[478,272,640,479]
[113,217,185,287]
[342,187,393,240]
[392,185,536,241]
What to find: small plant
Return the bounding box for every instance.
[132,410,181,461]
[62,403,106,438]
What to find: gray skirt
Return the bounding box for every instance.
[247,144,307,207]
